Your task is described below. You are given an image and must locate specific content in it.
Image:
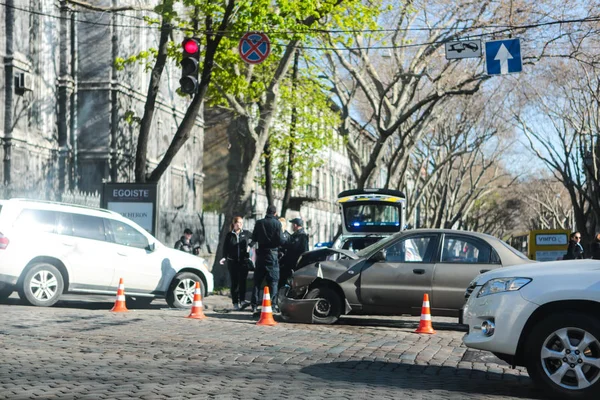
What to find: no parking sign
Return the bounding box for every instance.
[238,32,271,64]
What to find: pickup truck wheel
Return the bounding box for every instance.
[306,286,342,324]
[525,312,600,399]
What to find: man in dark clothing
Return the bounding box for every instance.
[174,228,199,255]
[279,217,309,288]
[564,231,584,260]
[251,205,285,315]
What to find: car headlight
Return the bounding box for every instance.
[477,277,532,297]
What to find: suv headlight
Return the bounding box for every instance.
[477,277,532,297]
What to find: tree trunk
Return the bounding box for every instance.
[280,49,300,217]
[212,116,262,287]
[263,137,274,207]
[135,20,171,183]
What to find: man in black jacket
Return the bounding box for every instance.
[174,228,199,255]
[279,218,309,288]
[251,205,285,315]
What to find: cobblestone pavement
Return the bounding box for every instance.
[0,294,545,400]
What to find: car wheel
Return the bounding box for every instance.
[525,312,600,399]
[166,272,203,309]
[18,263,64,307]
[305,286,342,324]
[0,286,13,301]
[126,296,154,309]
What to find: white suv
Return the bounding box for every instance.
[0,199,213,308]
[463,260,600,399]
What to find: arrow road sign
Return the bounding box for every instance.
[445,40,482,59]
[485,38,522,75]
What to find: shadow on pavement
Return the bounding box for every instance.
[300,361,544,399]
[0,296,165,311]
[338,315,468,332]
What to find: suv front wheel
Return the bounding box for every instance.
[525,312,600,399]
[166,272,204,309]
[18,263,64,307]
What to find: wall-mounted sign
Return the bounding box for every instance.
[101,183,159,236]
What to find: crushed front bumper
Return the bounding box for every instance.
[277,287,320,324]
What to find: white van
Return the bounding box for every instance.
[0,199,213,308]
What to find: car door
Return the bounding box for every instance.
[66,212,117,291]
[106,218,163,294]
[358,233,438,314]
[432,234,502,312]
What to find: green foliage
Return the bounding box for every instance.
[259,65,340,189]
[123,110,141,125]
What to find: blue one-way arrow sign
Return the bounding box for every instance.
[485,38,522,75]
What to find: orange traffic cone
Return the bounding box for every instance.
[110,278,128,312]
[414,293,436,334]
[256,286,277,326]
[186,281,206,319]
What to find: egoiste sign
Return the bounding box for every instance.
[102,183,159,235]
[112,189,150,199]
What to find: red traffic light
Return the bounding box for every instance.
[183,38,199,55]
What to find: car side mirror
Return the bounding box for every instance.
[370,249,386,262]
[146,242,156,252]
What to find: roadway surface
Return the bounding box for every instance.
[0,294,544,399]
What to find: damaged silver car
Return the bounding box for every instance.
[278,229,531,324]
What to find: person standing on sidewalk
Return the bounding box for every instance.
[279,218,309,288]
[175,228,199,255]
[251,205,285,316]
[591,233,600,260]
[564,231,584,260]
[220,216,252,310]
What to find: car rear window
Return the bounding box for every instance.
[14,209,57,233]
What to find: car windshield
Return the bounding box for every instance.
[498,239,530,260]
[355,231,404,258]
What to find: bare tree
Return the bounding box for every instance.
[516,56,600,243]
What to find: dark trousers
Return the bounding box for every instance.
[251,249,279,307]
[227,260,249,304]
[279,267,293,289]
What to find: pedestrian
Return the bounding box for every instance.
[279,217,309,289]
[278,217,291,280]
[564,231,584,260]
[250,205,285,316]
[591,233,600,260]
[219,216,252,310]
[174,228,199,255]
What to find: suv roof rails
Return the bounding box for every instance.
[7,198,112,213]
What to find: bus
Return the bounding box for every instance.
[507,229,570,261]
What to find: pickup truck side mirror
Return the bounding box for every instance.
[370,249,386,262]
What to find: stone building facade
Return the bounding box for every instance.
[1,0,204,245]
